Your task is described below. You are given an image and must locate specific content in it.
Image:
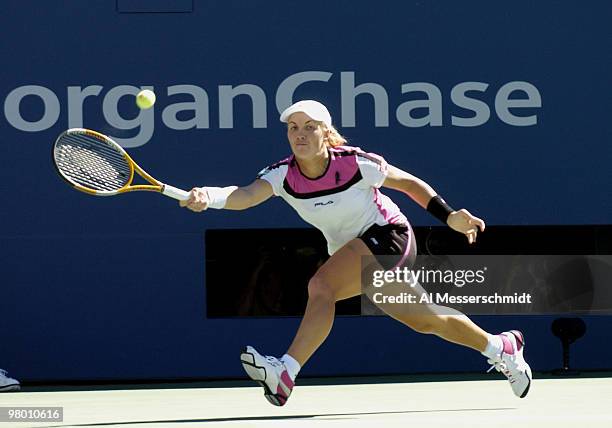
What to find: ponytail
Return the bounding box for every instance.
[323,124,347,147]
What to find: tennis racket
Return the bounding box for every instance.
[52,128,190,200]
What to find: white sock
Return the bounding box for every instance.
[481,334,503,360]
[280,354,301,381]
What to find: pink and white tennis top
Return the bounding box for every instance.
[257,146,408,255]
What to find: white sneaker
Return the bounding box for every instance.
[240,346,294,406]
[487,330,532,398]
[0,369,20,392]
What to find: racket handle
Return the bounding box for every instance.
[161,184,190,201]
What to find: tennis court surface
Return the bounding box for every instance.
[4,375,611,427]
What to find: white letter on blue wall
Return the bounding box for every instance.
[495,82,542,126]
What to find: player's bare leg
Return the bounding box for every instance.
[365,277,489,352]
[241,239,364,406]
[365,269,531,398]
[285,239,366,364]
[242,238,531,405]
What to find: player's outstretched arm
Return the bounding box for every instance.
[382,165,437,209]
[382,165,485,244]
[180,179,274,212]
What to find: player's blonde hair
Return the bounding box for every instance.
[322,123,347,147]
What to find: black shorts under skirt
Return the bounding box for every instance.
[358,223,416,270]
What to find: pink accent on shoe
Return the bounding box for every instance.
[500,334,514,355]
[511,330,524,351]
[275,392,287,405]
[280,370,295,390]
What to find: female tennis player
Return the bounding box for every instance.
[180,100,532,406]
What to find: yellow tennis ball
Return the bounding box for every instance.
[136,89,156,109]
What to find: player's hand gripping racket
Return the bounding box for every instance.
[52,128,189,200]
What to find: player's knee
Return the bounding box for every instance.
[307,276,335,301]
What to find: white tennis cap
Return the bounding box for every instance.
[280,100,332,127]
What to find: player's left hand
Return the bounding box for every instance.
[447,209,485,244]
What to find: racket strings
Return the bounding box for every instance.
[62,134,127,165]
[57,152,128,191]
[61,139,126,174]
[58,154,124,191]
[55,134,132,192]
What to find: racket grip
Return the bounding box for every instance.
[161,184,190,201]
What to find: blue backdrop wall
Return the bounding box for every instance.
[1,1,611,381]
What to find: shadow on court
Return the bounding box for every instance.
[45,407,515,427]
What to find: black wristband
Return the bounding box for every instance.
[427,195,454,224]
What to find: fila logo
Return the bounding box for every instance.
[314,201,334,207]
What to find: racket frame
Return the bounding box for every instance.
[53,128,189,200]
